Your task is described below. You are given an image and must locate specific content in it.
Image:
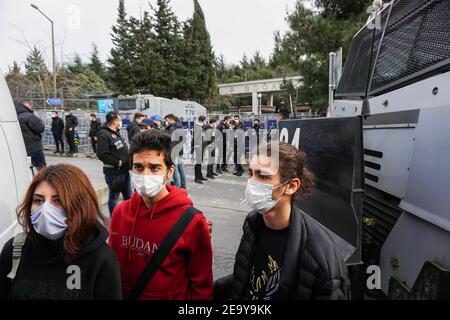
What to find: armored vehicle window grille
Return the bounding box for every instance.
[336,0,450,97]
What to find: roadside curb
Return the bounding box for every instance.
[43,150,93,159]
[95,185,109,206]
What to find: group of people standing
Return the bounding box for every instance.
[50,109,80,156]
[193,114,247,184]
[1,121,352,300]
[95,111,187,216]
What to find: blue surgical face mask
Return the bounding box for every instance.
[30,202,68,240]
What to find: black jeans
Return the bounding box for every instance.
[194,164,204,180]
[207,164,215,176]
[234,144,244,173]
[53,132,64,152]
[65,130,76,153]
[105,172,132,216]
[30,149,46,169]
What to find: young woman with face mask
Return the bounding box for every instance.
[214,142,351,300]
[0,164,122,300]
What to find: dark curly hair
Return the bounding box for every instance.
[260,142,315,202]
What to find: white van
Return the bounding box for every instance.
[0,70,32,250]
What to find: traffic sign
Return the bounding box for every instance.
[46,98,62,105]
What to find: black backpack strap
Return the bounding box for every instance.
[127,206,199,300]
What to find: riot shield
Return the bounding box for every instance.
[279,116,364,264]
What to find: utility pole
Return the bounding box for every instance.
[31,4,57,98]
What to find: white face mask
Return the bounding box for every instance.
[131,171,168,198]
[117,121,123,129]
[244,179,289,215]
[30,202,68,240]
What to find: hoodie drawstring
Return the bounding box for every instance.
[128,198,141,261]
[127,196,159,261]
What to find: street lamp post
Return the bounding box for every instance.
[31,4,57,99]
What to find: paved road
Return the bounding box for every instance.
[46,155,250,280]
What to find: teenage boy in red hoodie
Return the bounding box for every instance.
[109,130,213,300]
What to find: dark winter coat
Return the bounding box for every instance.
[214,205,351,300]
[88,120,102,138]
[126,121,141,142]
[65,114,78,132]
[15,104,45,154]
[165,121,184,156]
[96,126,130,175]
[0,224,122,300]
[51,116,64,134]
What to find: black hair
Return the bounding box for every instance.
[164,114,180,123]
[133,113,145,121]
[279,109,290,119]
[223,116,230,121]
[106,111,120,125]
[198,115,206,122]
[130,130,173,168]
[209,118,217,124]
[52,111,58,115]
[90,113,97,118]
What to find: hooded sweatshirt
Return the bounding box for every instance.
[0,224,122,300]
[109,185,213,300]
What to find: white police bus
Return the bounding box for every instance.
[115,94,206,124]
[0,70,32,250]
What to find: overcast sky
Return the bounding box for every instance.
[0,0,298,73]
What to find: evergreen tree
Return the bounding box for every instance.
[133,11,165,95]
[8,61,21,76]
[151,0,182,97]
[270,0,370,111]
[68,53,86,74]
[25,46,49,81]
[88,43,107,80]
[24,46,51,102]
[109,0,136,94]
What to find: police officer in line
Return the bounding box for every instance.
[96,111,131,216]
[64,108,79,156]
[88,113,102,156]
[51,111,65,155]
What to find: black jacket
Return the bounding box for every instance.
[51,117,64,134]
[0,224,122,300]
[165,121,184,156]
[15,104,45,154]
[65,114,78,132]
[88,120,102,138]
[126,121,141,142]
[96,126,130,175]
[214,205,351,300]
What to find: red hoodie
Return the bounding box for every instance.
[109,185,213,300]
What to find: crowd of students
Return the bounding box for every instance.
[0,119,351,300]
[5,105,352,300]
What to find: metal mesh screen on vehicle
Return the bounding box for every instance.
[336,0,450,97]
